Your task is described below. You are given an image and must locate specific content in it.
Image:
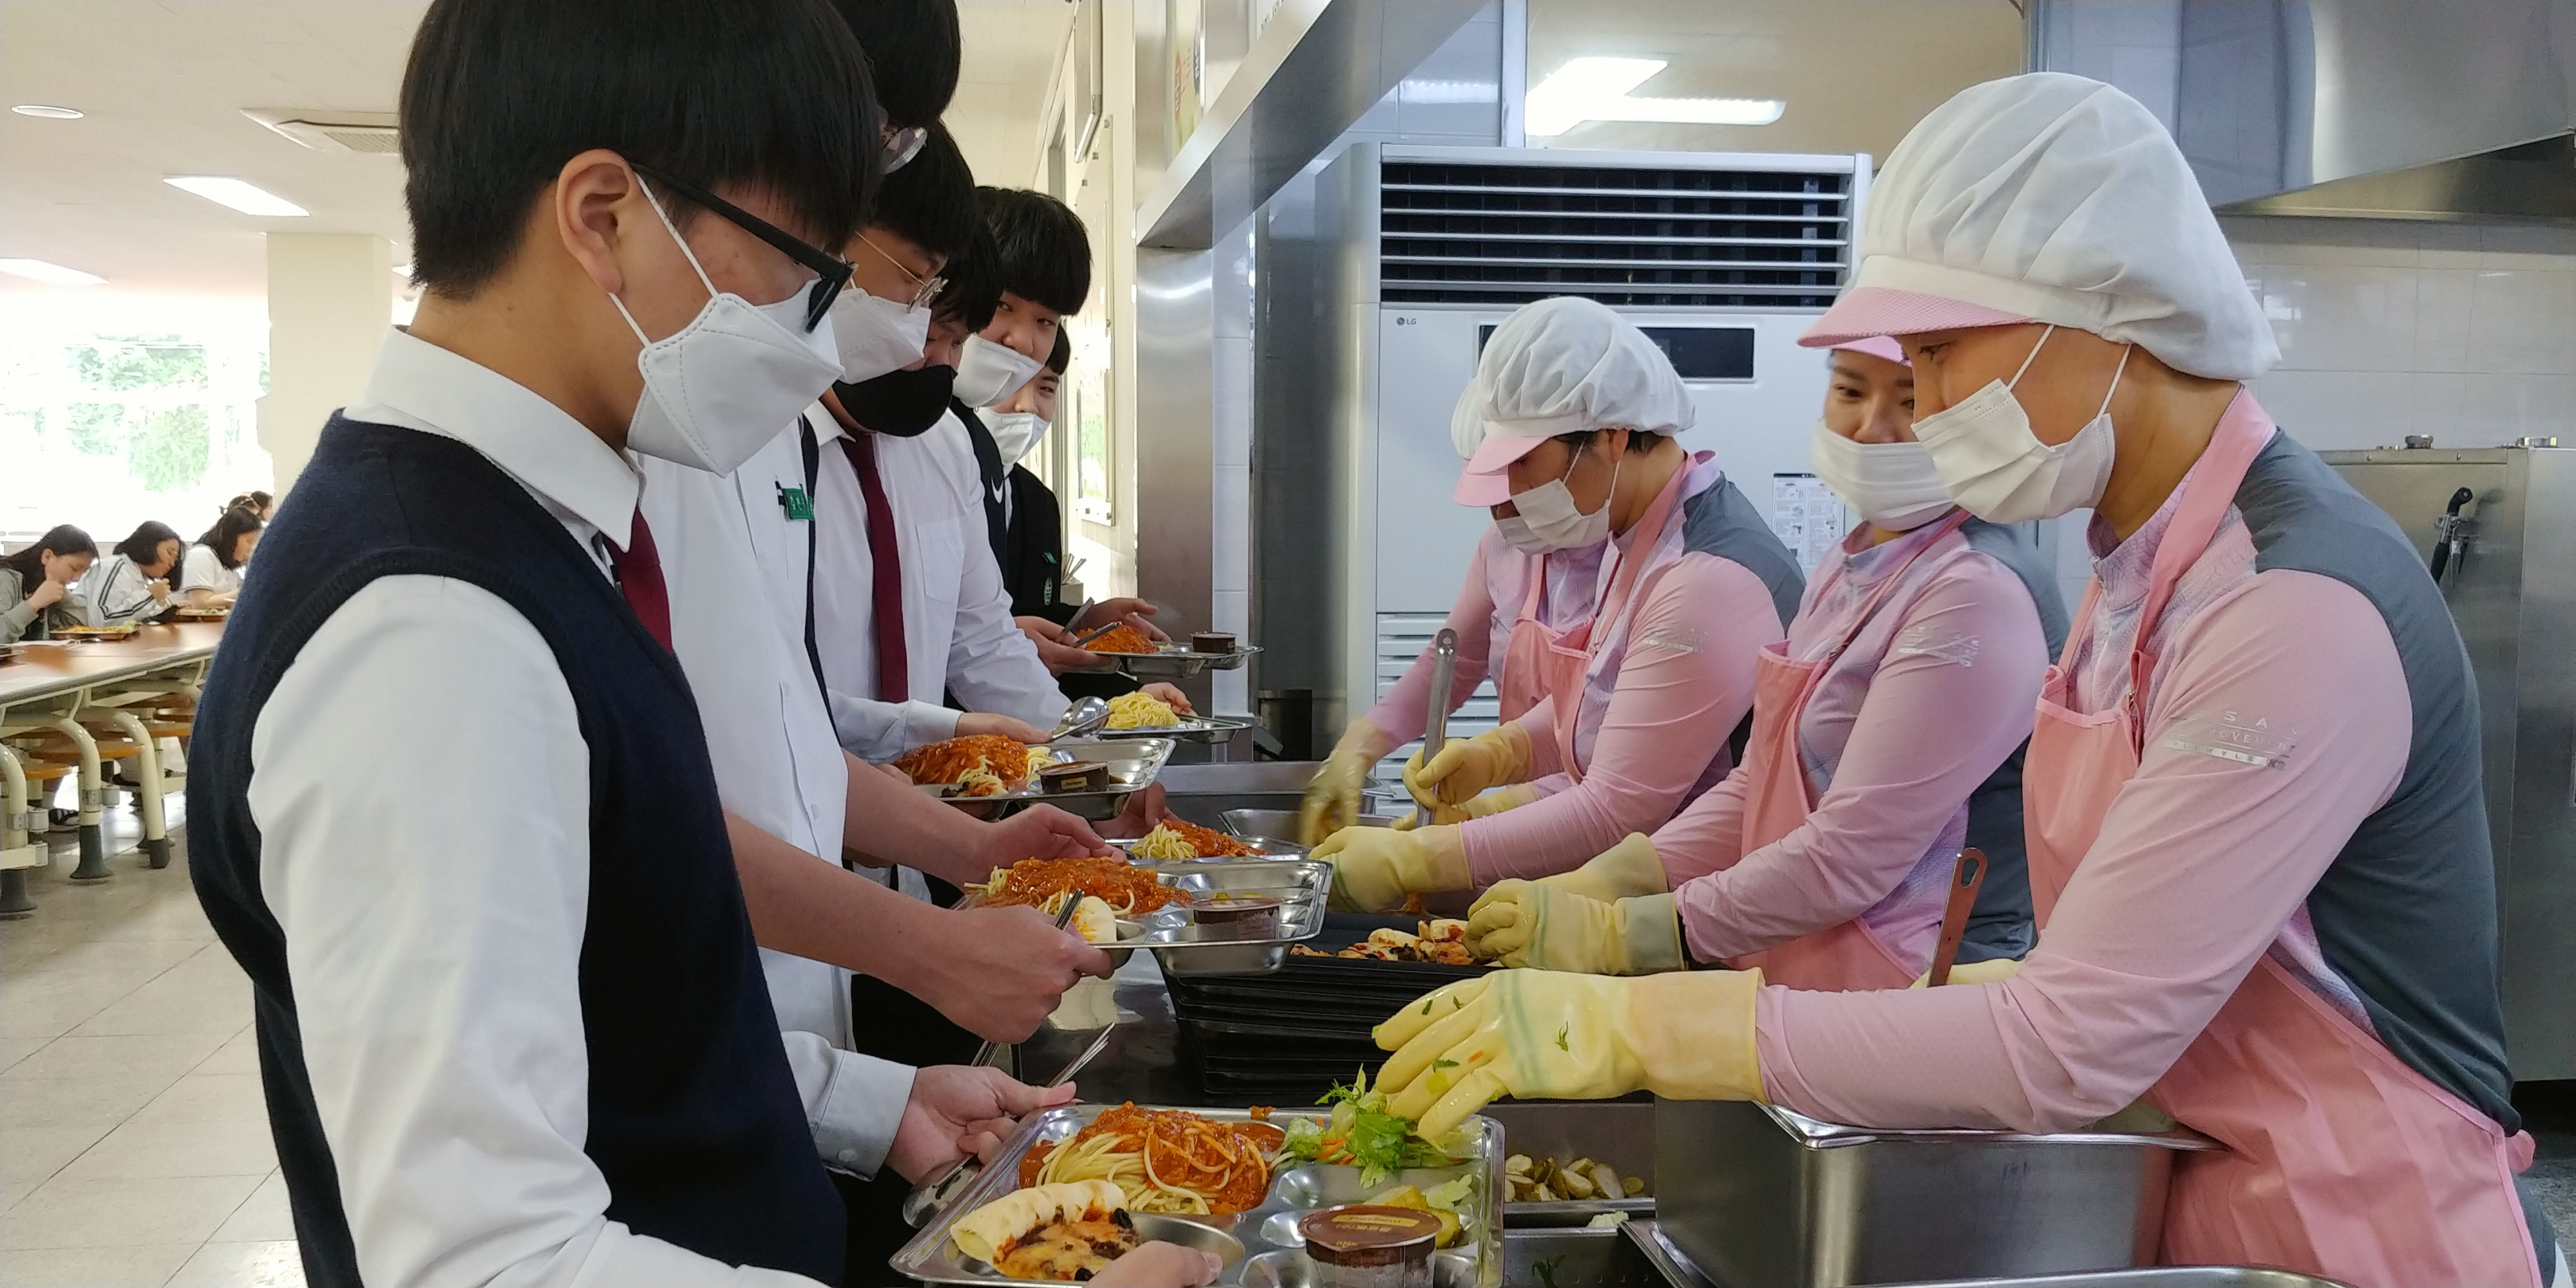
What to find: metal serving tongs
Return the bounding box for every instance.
[1924,848,1989,987]
[900,895,1112,1227]
[1413,629,1460,828]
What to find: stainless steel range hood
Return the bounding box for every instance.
[2038,0,2576,223]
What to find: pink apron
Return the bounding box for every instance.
[1727,511,1971,992]
[1495,468,1689,781]
[2025,394,2541,1287]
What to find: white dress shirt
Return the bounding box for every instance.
[250,325,835,1288]
[85,553,167,626]
[180,542,243,598]
[810,406,1066,760]
[639,439,914,1173]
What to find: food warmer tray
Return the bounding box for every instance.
[1092,643,1265,679]
[1092,713,1258,744]
[916,737,1175,821]
[890,1102,1507,1288]
[1220,809,1401,846]
[1624,1218,2353,1288]
[1167,914,1496,1099]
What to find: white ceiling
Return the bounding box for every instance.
[0,0,1075,305]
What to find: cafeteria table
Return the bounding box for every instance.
[0,621,224,916]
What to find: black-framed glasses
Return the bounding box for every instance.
[884,123,929,171]
[629,160,855,334]
[857,234,948,310]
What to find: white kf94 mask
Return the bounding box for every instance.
[953,334,1046,408]
[1911,325,2131,524]
[611,178,844,476]
[1498,441,1620,554]
[829,288,932,384]
[1807,421,1955,531]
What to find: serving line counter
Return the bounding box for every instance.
[986,764,2349,1288]
[0,621,223,913]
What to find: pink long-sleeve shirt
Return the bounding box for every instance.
[1754,447,2414,1133]
[1657,519,2048,971]
[1366,460,1788,884]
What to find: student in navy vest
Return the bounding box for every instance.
[184,5,1215,1286]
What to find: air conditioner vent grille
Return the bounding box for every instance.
[1378,159,1852,308]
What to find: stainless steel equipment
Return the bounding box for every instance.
[1126,858,1332,976]
[1653,1100,2217,1288]
[1627,1220,2354,1288]
[2322,444,2576,1077]
[1473,1101,1656,1224]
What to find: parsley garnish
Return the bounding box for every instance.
[1556,1025,1570,1052]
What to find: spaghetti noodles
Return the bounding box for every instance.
[893,735,1037,795]
[980,858,1189,915]
[1022,1105,1285,1215]
[1103,691,1179,729]
[1128,818,1260,861]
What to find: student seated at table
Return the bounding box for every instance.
[88,521,186,627]
[1,524,95,643]
[181,506,263,609]
[223,490,276,522]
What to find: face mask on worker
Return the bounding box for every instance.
[1808,422,1954,531]
[952,334,1046,408]
[829,287,932,384]
[610,178,844,475]
[1911,325,2131,524]
[1499,439,1619,554]
[985,410,1050,465]
[834,363,955,437]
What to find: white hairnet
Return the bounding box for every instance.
[1452,296,1696,460]
[1813,71,2278,381]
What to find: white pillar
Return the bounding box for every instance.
[261,232,392,496]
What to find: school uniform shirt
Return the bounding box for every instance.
[244,324,876,1287]
[180,542,243,598]
[638,441,916,1174]
[0,565,86,643]
[86,553,173,627]
[810,406,1066,761]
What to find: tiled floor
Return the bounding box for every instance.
[1,799,303,1288]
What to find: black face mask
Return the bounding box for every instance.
[833,365,956,438]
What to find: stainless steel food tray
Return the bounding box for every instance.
[1095,643,1265,679]
[918,738,1175,821]
[1119,858,1330,976]
[1220,808,1401,846]
[1093,713,1258,744]
[1106,831,1310,860]
[1656,1100,2223,1288]
[1625,1219,2353,1288]
[890,1103,1506,1288]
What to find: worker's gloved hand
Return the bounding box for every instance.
[1314,824,1469,913]
[1403,724,1533,813]
[1536,833,1670,903]
[1372,969,1767,1139]
[1300,719,1395,846]
[1465,884,1682,975]
[1403,782,1544,828]
[1909,956,2025,988]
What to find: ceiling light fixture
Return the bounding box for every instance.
[12,104,84,120]
[0,258,106,286]
[164,175,309,218]
[1524,57,1783,137]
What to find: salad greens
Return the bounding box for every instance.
[1276,1067,1461,1188]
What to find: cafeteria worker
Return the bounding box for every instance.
[1301,296,1805,911]
[1374,73,2561,1288]
[1465,332,2063,988]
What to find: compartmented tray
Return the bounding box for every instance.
[1093,713,1258,744]
[1092,643,1265,679]
[1118,859,1331,976]
[1105,831,1310,860]
[891,1103,1506,1288]
[916,737,1175,821]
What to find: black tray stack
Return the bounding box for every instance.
[1164,914,1494,1102]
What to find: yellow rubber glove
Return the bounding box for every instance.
[1312,824,1470,913]
[1908,956,2025,988]
[1536,833,1671,903]
[1464,885,1683,975]
[1300,719,1395,846]
[1403,724,1533,813]
[1392,782,1542,829]
[1372,969,1766,1139]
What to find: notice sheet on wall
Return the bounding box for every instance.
[1772,473,1846,573]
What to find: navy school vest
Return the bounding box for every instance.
[188,416,844,1286]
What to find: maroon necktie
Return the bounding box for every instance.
[838,433,909,702]
[611,507,673,653]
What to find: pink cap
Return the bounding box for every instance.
[1799,286,2029,349]
[1453,432,1550,506]
[1828,335,1910,366]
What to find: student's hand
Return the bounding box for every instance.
[146,578,171,605]
[889,1066,1079,1183]
[24,579,64,612]
[1139,683,1194,715]
[1078,598,1170,642]
[1019,616,1114,675]
[911,905,1113,1044]
[958,712,1050,743]
[1103,784,1175,839]
[980,804,1114,869]
[1087,1243,1224,1288]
